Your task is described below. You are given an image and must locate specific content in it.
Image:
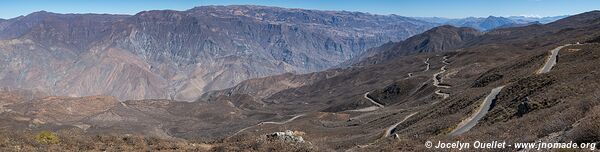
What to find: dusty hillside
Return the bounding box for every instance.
[1,10,600,152]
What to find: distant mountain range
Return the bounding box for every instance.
[0,5,436,101]
[506,15,569,23]
[413,15,568,31]
[0,5,573,103]
[2,4,600,151]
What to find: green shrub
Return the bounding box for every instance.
[34,131,60,144]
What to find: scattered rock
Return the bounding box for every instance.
[266,130,305,143]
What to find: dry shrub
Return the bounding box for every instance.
[0,129,212,151]
[567,106,600,143]
[213,135,315,152]
[34,131,59,145]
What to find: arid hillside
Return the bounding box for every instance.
[1,10,600,152]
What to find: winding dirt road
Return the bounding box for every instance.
[433,56,451,99]
[433,65,451,89]
[260,114,306,125]
[382,112,419,138]
[364,92,384,108]
[434,90,450,99]
[230,114,306,137]
[442,56,450,65]
[348,106,380,112]
[119,101,129,108]
[448,44,575,136]
[448,86,504,136]
[345,92,385,112]
[537,44,571,74]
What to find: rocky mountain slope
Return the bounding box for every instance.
[1,8,600,152]
[0,5,436,101]
[340,25,482,66]
[199,11,600,151]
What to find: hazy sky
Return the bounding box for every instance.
[1,0,599,19]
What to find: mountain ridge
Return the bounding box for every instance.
[0,5,436,101]
[1,9,600,151]
[347,25,482,66]
[413,15,567,31]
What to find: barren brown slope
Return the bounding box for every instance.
[0,21,485,150]
[2,11,600,152]
[210,11,600,151]
[0,90,283,141]
[200,69,345,102]
[357,12,600,151]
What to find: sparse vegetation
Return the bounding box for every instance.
[0,129,211,151]
[472,72,503,88]
[567,106,600,144]
[34,131,59,145]
[214,135,316,152]
[1,6,600,152]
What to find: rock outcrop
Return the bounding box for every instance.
[266,130,305,143]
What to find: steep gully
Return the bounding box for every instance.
[449,44,573,136]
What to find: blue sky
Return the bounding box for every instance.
[1,0,599,19]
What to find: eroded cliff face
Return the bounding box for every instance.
[0,6,436,101]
